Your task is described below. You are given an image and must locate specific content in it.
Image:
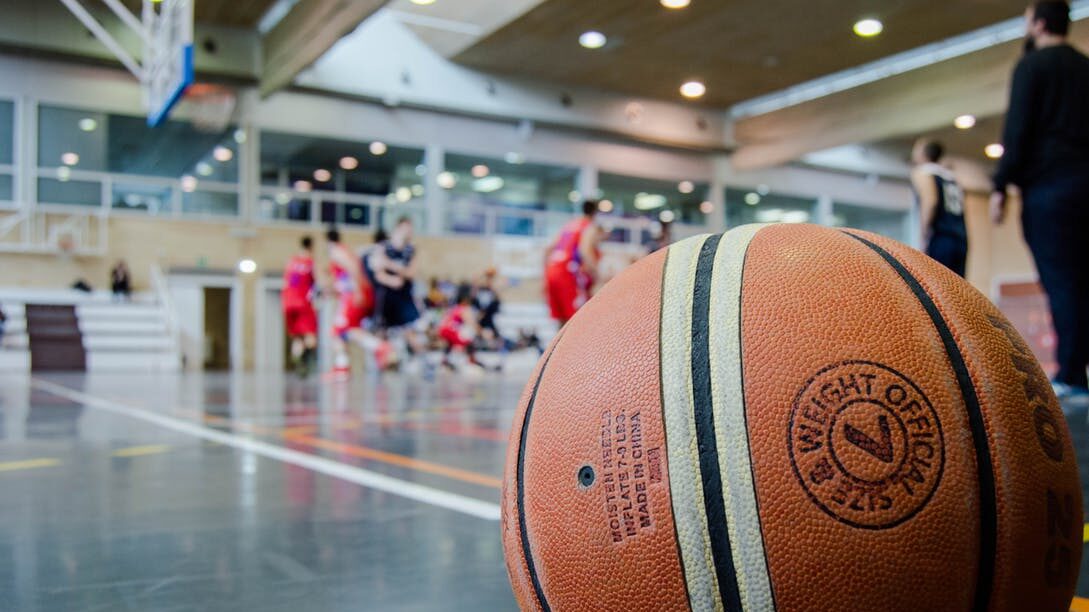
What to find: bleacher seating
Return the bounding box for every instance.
[0,289,179,372]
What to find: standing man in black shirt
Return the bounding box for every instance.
[992,0,1089,402]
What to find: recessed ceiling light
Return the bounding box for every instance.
[659,210,676,223]
[396,186,413,202]
[473,176,505,193]
[61,152,79,166]
[505,152,525,164]
[238,259,257,274]
[579,31,607,49]
[471,164,490,178]
[436,172,457,189]
[410,0,436,4]
[411,184,425,197]
[680,80,706,99]
[634,193,667,210]
[954,114,977,130]
[78,118,97,132]
[744,192,761,205]
[678,180,695,194]
[233,129,247,144]
[568,190,582,203]
[853,18,883,38]
[294,180,312,193]
[756,184,770,196]
[180,175,198,192]
[196,162,214,176]
[985,143,1004,159]
[314,169,332,182]
[369,141,387,156]
[56,166,71,182]
[213,146,233,162]
[699,201,714,214]
[340,156,358,170]
[598,199,614,213]
[661,0,690,7]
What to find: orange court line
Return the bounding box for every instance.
[281,431,503,489]
[1070,596,1089,612]
[200,411,501,489]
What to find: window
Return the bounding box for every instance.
[725,188,815,226]
[0,100,13,203]
[259,131,424,227]
[832,202,910,243]
[442,153,577,213]
[36,105,240,216]
[598,172,711,225]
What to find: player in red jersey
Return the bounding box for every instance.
[544,200,603,326]
[438,284,485,371]
[326,228,378,379]
[282,236,318,376]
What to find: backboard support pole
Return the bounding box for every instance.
[57,0,144,80]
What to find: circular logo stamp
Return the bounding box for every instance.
[788,361,944,529]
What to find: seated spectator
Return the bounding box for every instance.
[424,277,447,310]
[111,260,132,301]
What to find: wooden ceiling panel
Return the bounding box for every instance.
[455,0,1027,107]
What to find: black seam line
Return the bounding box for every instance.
[843,231,995,612]
[691,234,743,612]
[659,244,695,611]
[736,230,778,611]
[516,332,564,612]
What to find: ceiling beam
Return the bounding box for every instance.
[259,0,388,97]
[731,23,1089,170]
[730,42,1017,170]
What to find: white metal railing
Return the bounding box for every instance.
[0,207,107,254]
[149,262,182,368]
[35,166,241,219]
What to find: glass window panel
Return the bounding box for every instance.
[443,153,578,212]
[0,100,13,165]
[725,188,815,226]
[37,105,239,181]
[0,174,12,201]
[38,177,100,206]
[598,172,711,224]
[320,200,340,225]
[446,208,486,234]
[832,202,909,243]
[183,191,238,216]
[496,212,535,236]
[112,182,173,215]
[260,131,425,198]
[344,203,371,227]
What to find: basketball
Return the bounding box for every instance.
[502,223,1082,611]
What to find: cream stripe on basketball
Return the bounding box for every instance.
[707,224,775,611]
[661,234,723,612]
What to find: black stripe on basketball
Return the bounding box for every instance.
[516,335,564,612]
[691,234,744,612]
[844,232,996,612]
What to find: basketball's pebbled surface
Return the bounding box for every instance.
[501,223,1082,612]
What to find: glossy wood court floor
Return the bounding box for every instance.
[1,368,1088,611]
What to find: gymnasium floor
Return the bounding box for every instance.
[1,368,1088,611]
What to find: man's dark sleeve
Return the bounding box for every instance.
[994,59,1035,192]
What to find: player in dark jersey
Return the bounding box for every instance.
[911,139,968,277]
[282,236,318,377]
[367,217,430,369]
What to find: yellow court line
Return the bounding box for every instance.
[0,458,61,472]
[1070,596,1089,612]
[1083,523,1089,543]
[111,445,171,458]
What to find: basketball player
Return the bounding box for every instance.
[282,236,318,376]
[368,217,431,367]
[438,284,487,371]
[545,200,603,326]
[910,139,968,277]
[326,227,377,379]
[992,0,1089,401]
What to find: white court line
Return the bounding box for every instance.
[31,378,502,521]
